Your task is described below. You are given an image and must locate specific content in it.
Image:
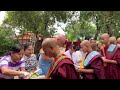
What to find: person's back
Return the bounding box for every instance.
[46,53,79,79]
[39,54,53,75]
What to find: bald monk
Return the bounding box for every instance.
[77,40,105,79]
[53,34,67,53]
[55,34,66,47]
[101,33,120,79]
[109,36,116,45]
[117,37,120,47]
[42,38,79,79]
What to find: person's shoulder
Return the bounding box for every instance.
[31,54,36,57]
[20,57,25,62]
[75,51,80,54]
[75,51,82,55]
[1,56,10,61]
[60,58,73,65]
[64,50,69,54]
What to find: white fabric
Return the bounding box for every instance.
[20,71,29,77]
[0,60,8,66]
[74,51,83,69]
[64,50,78,69]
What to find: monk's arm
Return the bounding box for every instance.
[77,68,94,74]
[103,59,117,64]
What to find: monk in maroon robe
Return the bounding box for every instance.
[42,38,79,79]
[116,37,120,48]
[101,33,120,79]
[77,40,105,79]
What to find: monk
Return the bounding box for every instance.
[77,40,105,79]
[55,34,66,47]
[109,36,116,45]
[101,33,120,79]
[53,34,67,53]
[116,37,120,47]
[42,38,79,79]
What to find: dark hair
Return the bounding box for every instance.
[85,36,91,40]
[6,44,24,55]
[23,43,32,51]
[69,44,76,50]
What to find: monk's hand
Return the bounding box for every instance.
[101,57,107,62]
[76,68,83,74]
[101,57,107,67]
[76,68,80,72]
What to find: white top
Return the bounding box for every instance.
[74,51,83,69]
[64,50,78,69]
[0,55,25,79]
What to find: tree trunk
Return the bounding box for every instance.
[105,11,113,37]
[106,24,113,37]
[34,33,43,58]
[94,16,100,40]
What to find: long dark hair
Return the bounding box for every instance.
[5,44,24,55]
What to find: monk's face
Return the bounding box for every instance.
[42,46,56,58]
[101,36,109,44]
[80,44,88,53]
[117,39,120,45]
[57,38,66,47]
[90,40,96,47]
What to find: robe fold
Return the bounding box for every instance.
[101,44,120,79]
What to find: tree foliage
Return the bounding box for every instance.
[0,26,19,56]
[3,11,73,57]
[65,11,120,40]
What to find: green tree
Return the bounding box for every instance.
[3,11,72,57]
[0,26,19,56]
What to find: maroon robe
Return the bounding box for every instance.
[73,41,81,51]
[65,41,72,51]
[101,45,120,79]
[82,55,105,79]
[51,58,79,79]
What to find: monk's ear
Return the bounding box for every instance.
[49,46,54,50]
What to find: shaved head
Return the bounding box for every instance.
[81,40,91,47]
[117,37,120,44]
[42,38,59,58]
[102,33,110,39]
[101,33,110,44]
[109,36,116,44]
[56,34,66,47]
[42,38,57,48]
[57,34,66,40]
[80,40,92,53]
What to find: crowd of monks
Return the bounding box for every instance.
[0,33,120,79]
[42,33,120,79]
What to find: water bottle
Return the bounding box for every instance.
[34,68,42,75]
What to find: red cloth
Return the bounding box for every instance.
[50,58,79,79]
[101,45,120,79]
[65,41,72,51]
[82,55,105,79]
